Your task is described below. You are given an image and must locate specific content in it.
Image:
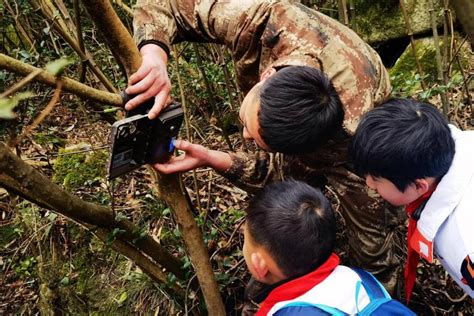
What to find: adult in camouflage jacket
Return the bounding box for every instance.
[126,0,403,306]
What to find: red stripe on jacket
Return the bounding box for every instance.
[256,253,340,315]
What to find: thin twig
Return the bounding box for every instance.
[173,46,202,213]
[73,0,87,83]
[192,43,234,151]
[13,80,63,146]
[0,68,42,99]
[399,0,426,90]
[337,0,349,26]
[429,0,449,117]
[348,0,356,30]
[215,44,248,152]
[112,0,134,16]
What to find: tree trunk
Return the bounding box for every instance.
[80,0,141,78]
[451,0,474,45]
[80,1,225,314]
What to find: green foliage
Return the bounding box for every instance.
[169,44,241,130]
[110,266,179,313]
[60,276,71,286]
[389,39,440,90]
[389,37,471,97]
[14,256,38,278]
[351,0,401,39]
[0,92,35,119]
[390,72,426,97]
[391,71,465,100]
[114,291,128,305]
[45,57,74,76]
[33,129,66,148]
[0,224,23,248]
[52,145,107,190]
[106,228,126,245]
[419,73,464,101]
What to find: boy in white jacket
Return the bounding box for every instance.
[349,98,474,302]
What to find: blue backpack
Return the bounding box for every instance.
[275,268,415,315]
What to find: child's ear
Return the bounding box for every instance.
[414,179,430,194]
[251,252,269,281]
[260,67,277,82]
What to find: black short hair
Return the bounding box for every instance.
[259,66,344,154]
[246,180,336,278]
[348,98,455,192]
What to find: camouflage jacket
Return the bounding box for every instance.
[133,0,391,191]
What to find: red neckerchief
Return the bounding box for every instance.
[256,253,340,316]
[404,188,436,303]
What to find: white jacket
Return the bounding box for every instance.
[414,125,474,297]
[268,266,371,315]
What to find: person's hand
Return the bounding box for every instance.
[153,140,232,174]
[125,44,171,119]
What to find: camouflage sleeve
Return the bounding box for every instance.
[132,0,267,50]
[217,151,281,194]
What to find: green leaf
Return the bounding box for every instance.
[42,25,51,35]
[182,260,191,269]
[47,212,58,222]
[172,227,181,238]
[106,228,126,245]
[115,212,127,222]
[116,291,127,304]
[60,276,70,286]
[45,58,74,76]
[132,227,148,244]
[104,107,121,113]
[0,91,34,119]
[19,50,30,60]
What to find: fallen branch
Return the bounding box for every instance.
[0,143,185,280]
[0,53,122,106]
[0,172,187,303]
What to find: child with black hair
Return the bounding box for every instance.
[243,180,412,315]
[349,98,474,302]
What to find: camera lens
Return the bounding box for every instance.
[119,126,129,137]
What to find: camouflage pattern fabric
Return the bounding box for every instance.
[133,0,391,133]
[222,131,403,295]
[133,0,403,310]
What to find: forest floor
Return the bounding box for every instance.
[1,72,473,315]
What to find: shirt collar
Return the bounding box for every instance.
[406,187,436,218]
[256,253,340,316]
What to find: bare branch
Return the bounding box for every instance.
[0,143,186,280]
[0,53,122,106]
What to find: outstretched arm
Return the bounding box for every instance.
[153,139,233,174]
[153,139,277,193]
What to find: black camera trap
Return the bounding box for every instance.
[107,92,184,180]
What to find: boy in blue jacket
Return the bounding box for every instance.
[243,180,412,315]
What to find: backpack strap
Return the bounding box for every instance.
[351,267,390,300]
[352,268,417,316]
[276,301,348,316]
